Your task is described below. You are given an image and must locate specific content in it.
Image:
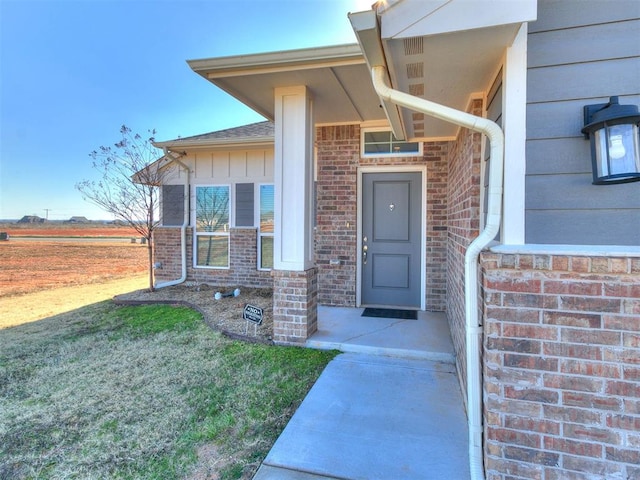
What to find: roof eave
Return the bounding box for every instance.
[187,43,364,78]
[349,10,406,140]
[153,136,274,151]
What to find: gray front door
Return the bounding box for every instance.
[361,172,422,308]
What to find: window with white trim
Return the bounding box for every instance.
[259,184,274,270]
[361,129,422,157]
[195,185,230,268]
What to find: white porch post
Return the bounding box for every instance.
[502,23,528,245]
[272,85,318,344]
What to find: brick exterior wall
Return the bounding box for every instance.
[446,98,484,398]
[153,227,184,283]
[482,251,640,480]
[424,142,450,311]
[315,124,449,311]
[272,268,318,344]
[153,227,272,288]
[315,125,359,306]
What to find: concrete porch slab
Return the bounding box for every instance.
[253,353,470,480]
[306,306,456,363]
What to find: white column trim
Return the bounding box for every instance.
[502,23,528,245]
[273,85,314,271]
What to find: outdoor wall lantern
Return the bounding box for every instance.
[582,96,640,185]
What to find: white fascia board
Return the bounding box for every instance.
[349,9,406,140]
[153,137,273,151]
[187,44,364,78]
[378,0,537,39]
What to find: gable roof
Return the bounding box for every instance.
[154,121,274,150]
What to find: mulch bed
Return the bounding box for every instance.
[114,283,274,344]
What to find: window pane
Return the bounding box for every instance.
[364,131,391,143]
[391,141,420,153]
[196,236,228,267]
[364,143,391,154]
[260,236,274,270]
[260,184,274,233]
[363,130,420,156]
[196,186,229,233]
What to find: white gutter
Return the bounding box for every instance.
[372,65,504,480]
[155,148,190,289]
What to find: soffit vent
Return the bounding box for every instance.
[404,37,424,56]
[408,83,425,97]
[412,112,425,121]
[406,62,424,79]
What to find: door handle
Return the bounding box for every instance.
[362,243,368,265]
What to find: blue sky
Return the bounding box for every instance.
[0,0,370,220]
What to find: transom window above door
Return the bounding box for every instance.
[361,129,422,157]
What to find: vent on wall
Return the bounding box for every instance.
[406,62,424,79]
[404,37,424,56]
[409,83,425,97]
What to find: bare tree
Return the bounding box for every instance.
[76,125,164,291]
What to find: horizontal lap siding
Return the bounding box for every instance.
[525,1,640,246]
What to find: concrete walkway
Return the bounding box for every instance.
[254,308,470,480]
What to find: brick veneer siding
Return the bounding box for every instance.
[446,98,484,399]
[315,125,359,306]
[423,142,450,311]
[153,227,272,288]
[153,227,184,283]
[482,251,640,480]
[315,124,449,311]
[272,268,318,344]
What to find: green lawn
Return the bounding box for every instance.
[0,302,337,480]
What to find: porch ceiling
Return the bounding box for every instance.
[351,0,537,140]
[187,44,386,125]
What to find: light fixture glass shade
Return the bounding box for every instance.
[582,97,640,185]
[593,124,640,182]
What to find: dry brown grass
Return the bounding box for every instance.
[0,302,336,479]
[0,275,147,329]
[0,230,337,479]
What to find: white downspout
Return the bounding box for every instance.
[372,65,504,480]
[155,148,190,289]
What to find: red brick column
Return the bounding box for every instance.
[482,251,640,480]
[272,268,318,344]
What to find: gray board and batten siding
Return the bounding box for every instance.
[525,0,640,246]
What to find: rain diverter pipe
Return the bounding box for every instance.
[372,65,503,480]
[155,148,190,289]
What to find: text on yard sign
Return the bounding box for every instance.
[243,304,263,325]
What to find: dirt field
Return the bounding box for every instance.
[0,235,149,328]
[0,240,148,297]
[0,222,139,238]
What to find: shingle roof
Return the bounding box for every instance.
[159,121,274,145]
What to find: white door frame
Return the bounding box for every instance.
[356,165,427,310]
